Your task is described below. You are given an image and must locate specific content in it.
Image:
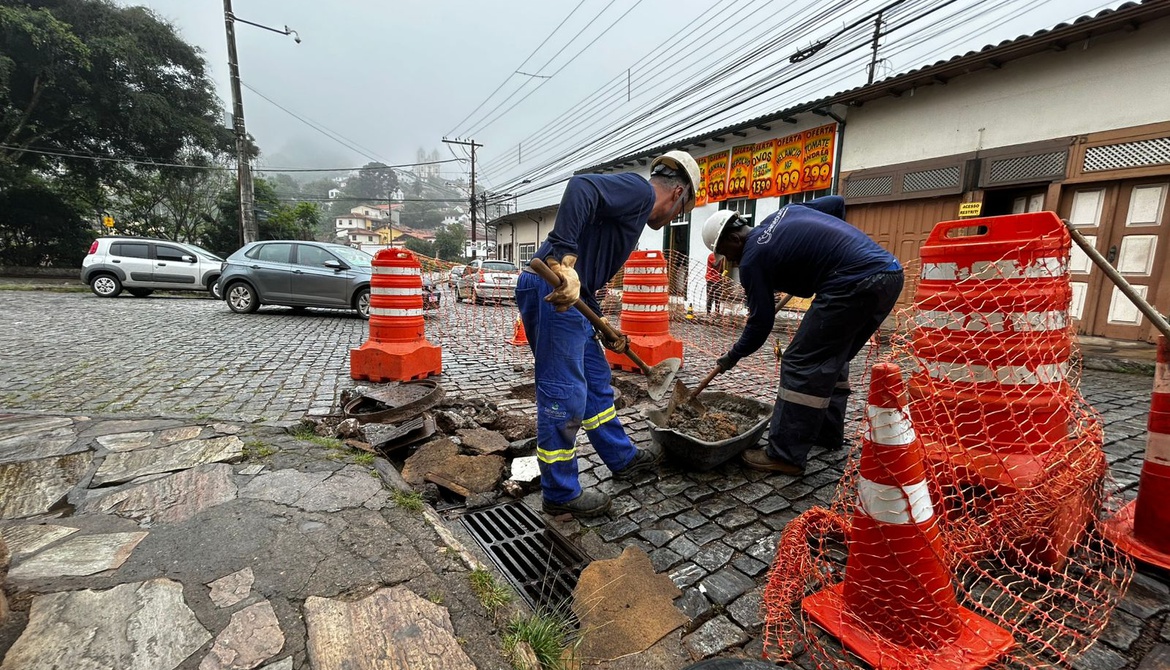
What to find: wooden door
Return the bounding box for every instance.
[1063,181,1169,340]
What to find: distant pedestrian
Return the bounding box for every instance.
[517,151,701,517]
[698,196,903,475]
[705,251,725,314]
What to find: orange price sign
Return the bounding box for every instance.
[750,139,777,199]
[694,155,709,208]
[705,150,730,203]
[726,144,754,199]
[773,132,804,197]
[800,123,836,192]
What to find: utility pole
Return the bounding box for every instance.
[867,11,884,84]
[223,2,299,246]
[442,137,482,259]
[223,0,256,245]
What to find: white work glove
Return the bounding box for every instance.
[544,255,580,312]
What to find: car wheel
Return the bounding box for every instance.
[127,288,153,298]
[90,274,122,298]
[455,286,463,303]
[354,288,371,320]
[208,277,223,299]
[226,282,259,314]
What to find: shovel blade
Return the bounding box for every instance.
[646,358,682,401]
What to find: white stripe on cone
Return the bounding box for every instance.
[625,267,666,275]
[372,266,421,275]
[857,477,935,525]
[914,310,1067,333]
[621,304,668,312]
[371,287,420,296]
[865,406,916,446]
[919,360,1068,385]
[1147,431,1170,466]
[370,307,423,317]
[921,257,1066,281]
[622,284,669,293]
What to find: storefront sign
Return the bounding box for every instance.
[694,155,709,208]
[750,140,777,199]
[726,144,754,199]
[774,132,804,197]
[706,150,730,203]
[801,123,836,192]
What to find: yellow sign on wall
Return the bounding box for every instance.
[958,202,983,218]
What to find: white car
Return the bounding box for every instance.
[81,236,225,299]
[455,259,519,304]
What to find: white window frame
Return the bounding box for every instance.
[519,243,536,263]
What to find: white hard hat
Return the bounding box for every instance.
[702,210,741,252]
[650,150,701,212]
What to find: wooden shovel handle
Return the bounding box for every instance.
[528,258,652,374]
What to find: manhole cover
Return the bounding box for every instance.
[461,502,589,611]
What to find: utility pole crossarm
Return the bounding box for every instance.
[442,137,483,259]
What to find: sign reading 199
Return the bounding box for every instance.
[776,170,801,192]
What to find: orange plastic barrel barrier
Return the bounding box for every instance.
[907,211,1101,567]
[605,250,683,372]
[1103,336,1170,570]
[350,249,441,382]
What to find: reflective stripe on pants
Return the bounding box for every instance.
[516,272,637,503]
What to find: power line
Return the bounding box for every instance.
[240,80,388,165]
[0,143,463,172]
[445,0,587,136]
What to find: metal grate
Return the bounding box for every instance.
[844,175,894,199]
[902,166,961,192]
[1084,136,1170,172]
[461,502,590,611]
[988,152,1066,184]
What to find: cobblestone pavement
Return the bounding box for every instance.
[2,289,1167,667]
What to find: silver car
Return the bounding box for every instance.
[219,241,373,319]
[81,236,225,298]
[455,259,519,304]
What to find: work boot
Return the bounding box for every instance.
[613,447,663,480]
[741,448,804,475]
[542,490,611,518]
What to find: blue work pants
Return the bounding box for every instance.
[516,272,636,503]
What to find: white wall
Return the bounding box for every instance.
[842,17,1170,171]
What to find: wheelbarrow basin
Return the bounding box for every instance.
[645,392,773,472]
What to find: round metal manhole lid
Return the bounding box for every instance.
[343,380,444,424]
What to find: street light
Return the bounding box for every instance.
[223,1,299,245]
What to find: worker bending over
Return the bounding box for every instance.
[700,196,903,475]
[517,151,701,517]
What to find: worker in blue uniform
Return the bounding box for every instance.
[699,196,903,475]
[517,151,701,517]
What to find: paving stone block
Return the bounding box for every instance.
[710,476,748,492]
[682,486,716,503]
[682,615,749,660]
[727,590,763,630]
[639,528,678,548]
[747,534,781,563]
[701,497,737,518]
[725,524,769,551]
[693,542,734,572]
[650,548,684,573]
[647,497,690,517]
[598,519,640,543]
[732,555,768,578]
[757,495,792,515]
[715,507,758,531]
[609,496,640,517]
[670,563,705,589]
[1139,644,1170,670]
[699,568,754,607]
[675,588,712,621]
[1072,642,1130,670]
[730,483,772,504]
[1099,608,1143,652]
[689,524,725,547]
[1118,572,1170,619]
[668,536,701,559]
[675,510,706,529]
[657,477,692,497]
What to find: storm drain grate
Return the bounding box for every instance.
[461,502,589,611]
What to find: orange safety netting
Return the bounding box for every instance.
[761,213,1133,669]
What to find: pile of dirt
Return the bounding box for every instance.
[665,396,764,443]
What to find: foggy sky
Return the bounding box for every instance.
[120,0,1127,191]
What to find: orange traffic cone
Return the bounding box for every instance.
[1103,336,1170,570]
[509,316,529,346]
[802,362,1014,669]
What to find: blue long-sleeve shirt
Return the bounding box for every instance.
[533,173,655,314]
[726,196,900,367]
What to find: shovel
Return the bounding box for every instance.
[667,292,797,420]
[528,258,681,401]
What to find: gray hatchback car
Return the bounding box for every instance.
[219,241,373,319]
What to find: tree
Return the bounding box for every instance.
[402,236,434,258]
[433,223,466,261]
[343,162,399,201]
[0,175,91,266]
[400,199,445,230]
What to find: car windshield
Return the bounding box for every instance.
[184,243,224,262]
[483,261,517,272]
[329,246,373,268]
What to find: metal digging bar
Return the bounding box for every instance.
[527,258,681,401]
[1064,219,1170,341]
